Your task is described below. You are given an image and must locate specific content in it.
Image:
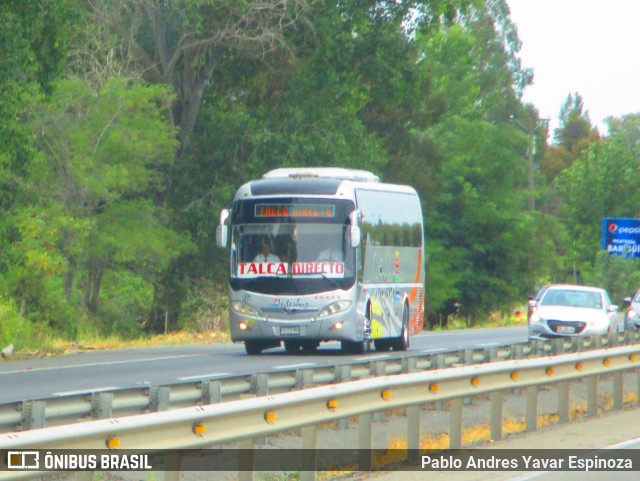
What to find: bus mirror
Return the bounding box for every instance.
[350,226,361,248]
[216,209,230,248]
[349,210,361,248]
[216,225,228,248]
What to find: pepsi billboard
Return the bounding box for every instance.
[602,218,640,257]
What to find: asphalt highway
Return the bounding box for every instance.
[0,326,528,403]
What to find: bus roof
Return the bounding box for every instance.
[263,168,380,183]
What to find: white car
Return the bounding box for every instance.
[528,284,620,339]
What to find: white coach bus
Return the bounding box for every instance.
[216,167,425,355]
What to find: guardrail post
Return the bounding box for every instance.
[463,349,474,365]
[336,365,352,429]
[434,355,446,411]
[449,398,463,449]
[359,413,373,470]
[373,362,386,422]
[239,438,255,481]
[525,387,538,432]
[402,357,418,373]
[586,376,598,417]
[296,369,314,389]
[23,400,46,430]
[251,373,269,396]
[407,405,421,464]
[301,425,317,481]
[163,453,183,481]
[203,380,222,404]
[490,391,503,441]
[613,371,624,410]
[91,392,113,419]
[148,386,171,412]
[558,382,570,423]
[551,339,564,355]
[512,344,524,360]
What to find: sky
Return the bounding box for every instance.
[506,0,640,135]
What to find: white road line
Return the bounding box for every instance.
[354,354,392,362]
[477,343,501,348]
[273,363,316,370]
[177,373,232,381]
[53,386,120,397]
[0,354,205,375]
[425,348,448,353]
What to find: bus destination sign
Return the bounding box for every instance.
[255,204,335,218]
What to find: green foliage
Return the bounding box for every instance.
[556,136,640,275]
[4,0,640,343]
[584,252,640,306]
[0,296,33,349]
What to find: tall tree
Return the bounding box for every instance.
[73,0,314,156]
[11,78,193,329]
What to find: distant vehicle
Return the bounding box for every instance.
[216,167,425,355]
[623,289,640,330]
[528,284,620,339]
[527,285,550,322]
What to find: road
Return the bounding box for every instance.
[0,326,528,403]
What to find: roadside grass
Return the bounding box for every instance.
[262,392,640,480]
[9,330,231,359]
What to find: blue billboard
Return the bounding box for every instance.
[602,218,640,257]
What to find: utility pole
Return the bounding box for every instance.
[511,117,549,211]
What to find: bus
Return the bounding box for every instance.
[216,167,425,355]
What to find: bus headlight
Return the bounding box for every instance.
[231,301,260,317]
[318,301,352,318]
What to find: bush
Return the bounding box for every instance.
[584,251,640,305]
[0,296,34,349]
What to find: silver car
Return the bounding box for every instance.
[528,284,620,339]
[623,288,640,330]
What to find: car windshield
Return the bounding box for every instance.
[540,289,602,309]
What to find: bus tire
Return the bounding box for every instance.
[391,306,410,351]
[245,340,263,355]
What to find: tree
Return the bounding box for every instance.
[73,0,314,156]
[11,78,193,332]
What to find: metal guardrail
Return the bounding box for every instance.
[1,332,639,433]
[1,343,640,481]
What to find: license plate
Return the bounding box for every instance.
[280,326,300,336]
[557,325,575,334]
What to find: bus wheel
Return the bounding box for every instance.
[284,341,301,354]
[391,307,410,351]
[341,339,369,354]
[245,340,263,355]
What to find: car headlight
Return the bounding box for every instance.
[530,314,541,323]
[231,301,260,317]
[627,310,638,319]
[318,300,352,318]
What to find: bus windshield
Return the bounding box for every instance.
[230,223,356,295]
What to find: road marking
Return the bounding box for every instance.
[53,386,120,397]
[177,373,232,381]
[0,354,205,375]
[353,354,392,362]
[274,363,316,370]
[424,348,448,353]
[477,343,501,347]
